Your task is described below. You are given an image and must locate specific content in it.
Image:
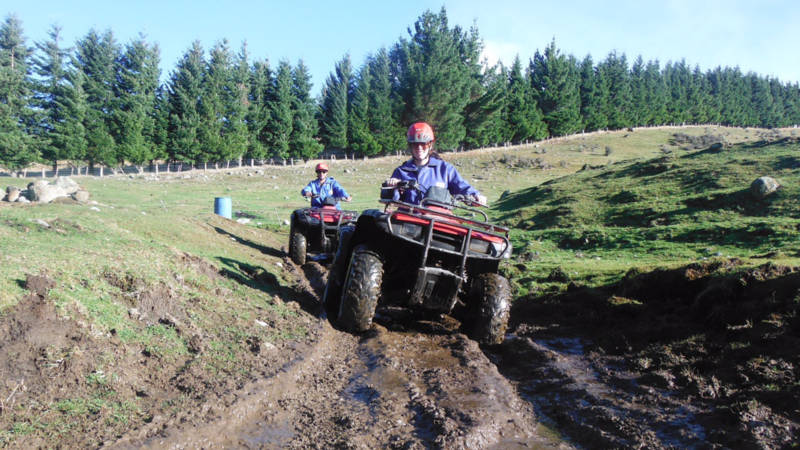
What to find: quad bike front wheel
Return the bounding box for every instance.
[289,231,307,265]
[322,226,354,320]
[338,244,383,332]
[468,273,511,345]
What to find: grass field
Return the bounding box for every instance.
[1,124,798,445]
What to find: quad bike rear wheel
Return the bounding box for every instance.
[468,273,510,345]
[290,231,307,265]
[338,244,383,332]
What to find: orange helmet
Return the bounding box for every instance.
[315,163,329,172]
[407,122,434,144]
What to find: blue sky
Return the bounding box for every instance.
[6,0,799,96]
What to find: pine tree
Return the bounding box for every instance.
[507,56,546,142]
[197,40,230,165]
[644,60,668,125]
[167,41,205,164]
[51,66,88,168]
[463,63,510,148]
[392,7,480,149]
[319,54,351,149]
[113,35,160,170]
[150,85,169,167]
[74,29,118,169]
[686,66,712,124]
[31,25,70,170]
[0,14,36,170]
[247,59,272,160]
[530,39,582,136]
[268,60,294,160]
[348,63,380,155]
[628,56,648,126]
[366,48,404,153]
[751,75,780,128]
[598,51,631,129]
[221,42,249,165]
[290,60,322,159]
[578,55,608,131]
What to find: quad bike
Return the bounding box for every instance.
[322,180,512,344]
[288,195,359,265]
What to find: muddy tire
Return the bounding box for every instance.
[338,245,382,332]
[290,231,307,265]
[322,226,354,319]
[468,273,510,345]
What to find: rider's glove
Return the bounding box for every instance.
[385,178,400,187]
[472,194,487,206]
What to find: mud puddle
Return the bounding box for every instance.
[111,258,799,449]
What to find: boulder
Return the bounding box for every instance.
[750,176,780,199]
[5,186,21,202]
[26,180,68,203]
[72,190,91,203]
[53,176,80,194]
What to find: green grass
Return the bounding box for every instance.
[496,135,800,294]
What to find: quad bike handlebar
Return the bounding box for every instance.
[381,180,488,220]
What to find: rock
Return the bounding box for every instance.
[709,142,723,151]
[5,186,20,202]
[53,176,80,194]
[16,196,30,203]
[750,176,780,199]
[72,190,90,203]
[27,180,68,203]
[282,219,290,226]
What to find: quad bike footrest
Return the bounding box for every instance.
[410,267,462,312]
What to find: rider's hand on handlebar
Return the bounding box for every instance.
[471,194,487,206]
[385,177,400,187]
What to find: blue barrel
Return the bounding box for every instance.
[214,197,232,219]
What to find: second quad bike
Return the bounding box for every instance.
[288,196,359,265]
[323,181,512,344]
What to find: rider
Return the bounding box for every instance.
[301,162,352,209]
[385,122,487,206]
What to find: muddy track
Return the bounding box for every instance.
[110,261,564,449]
[109,258,800,449]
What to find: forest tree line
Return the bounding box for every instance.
[1,8,799,172]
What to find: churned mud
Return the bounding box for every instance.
[502,260,799,448]
[2,254,797,448]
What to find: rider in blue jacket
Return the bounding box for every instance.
[385,122,486,206]
[301,163,352,209]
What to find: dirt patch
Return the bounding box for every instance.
[501,260,800,448]
[0,250,316,447]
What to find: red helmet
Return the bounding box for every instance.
[407,122,434,144]
[315,163,329,172]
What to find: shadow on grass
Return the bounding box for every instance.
[213,226,285,257]
[217,256,321,317]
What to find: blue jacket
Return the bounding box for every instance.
[301,177,349,209]
[390,157,479,205]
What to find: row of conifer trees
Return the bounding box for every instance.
[1,8,798,171]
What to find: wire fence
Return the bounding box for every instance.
[2,124,784,179]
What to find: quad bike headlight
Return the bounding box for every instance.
[399,222,424,239]
[493,241,512,259]
[468,239,491,255]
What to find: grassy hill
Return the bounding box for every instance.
[0,125,798,446]
[496,133,800,293]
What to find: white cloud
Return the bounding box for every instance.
[481,40,523,68]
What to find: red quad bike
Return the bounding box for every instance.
[288,196,359,265]
[323,181,512,344]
